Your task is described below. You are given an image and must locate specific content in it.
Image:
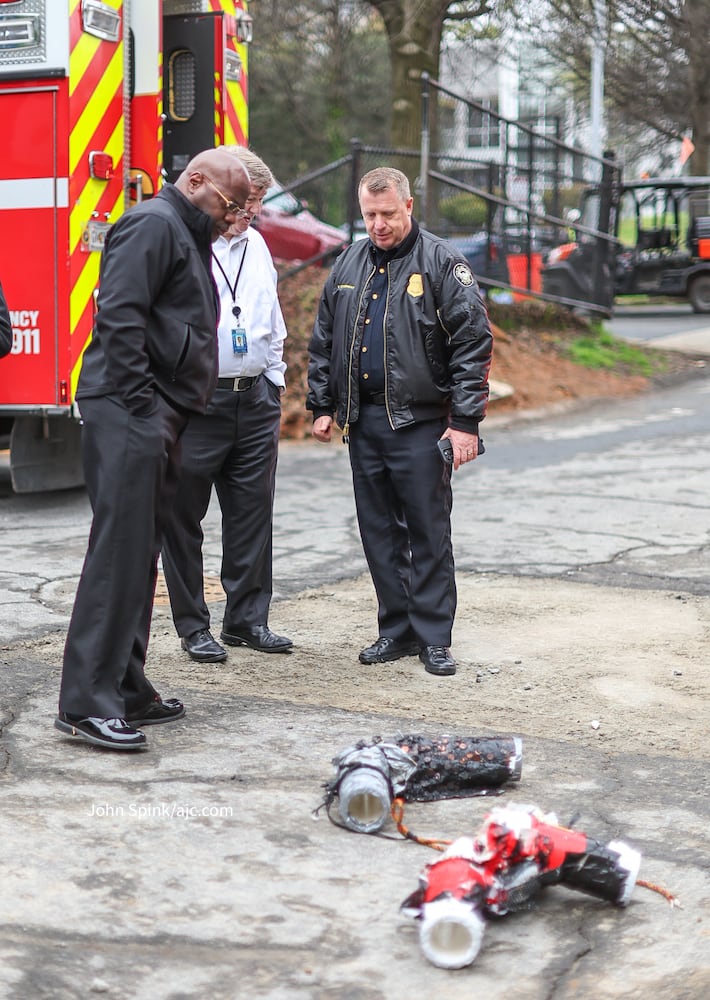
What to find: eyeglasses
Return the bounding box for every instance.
[203,175,250,220]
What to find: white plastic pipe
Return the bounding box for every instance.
[337,768,391,833]
[418,897,486,969]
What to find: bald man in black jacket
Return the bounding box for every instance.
[55,148,250,753]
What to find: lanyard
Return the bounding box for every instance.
[212,240,248,321]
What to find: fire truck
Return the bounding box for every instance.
[0,0,252,492]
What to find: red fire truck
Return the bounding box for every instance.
[0,0,252,492]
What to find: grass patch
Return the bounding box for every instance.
[487,298,589,333]
[565,324,654,376]
[615,294,679,307]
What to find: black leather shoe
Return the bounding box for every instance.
[359,636,421,664]
[181,628,227,663]
[54,713,147,751]
[419,645,457,676]
[125,697,185,726]
[220,623,293,653]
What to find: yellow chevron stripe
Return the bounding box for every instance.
[69,33,101,97]
[69,186,124,333]
[69,119,125,256]
[69,0,122,94]
[226,78,248,141]
[70,183,100,257]
[69,43,124,176]
[70,252,100,338]
[104,116,124,177]
[232,37,248,139]
[68,193,123,394]
[70,0,121,15]
[70,329,92,399]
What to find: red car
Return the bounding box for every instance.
[253,183,348,265]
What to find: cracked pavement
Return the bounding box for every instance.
[1,369,710,998]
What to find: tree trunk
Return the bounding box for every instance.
[369,0,449,149]
[684,0,710,175]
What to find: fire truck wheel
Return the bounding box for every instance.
[688,272,710,313]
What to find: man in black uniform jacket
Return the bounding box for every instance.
[55,148,250,751]
[307,167,492,677]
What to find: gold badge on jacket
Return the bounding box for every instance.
[407,273,424,297]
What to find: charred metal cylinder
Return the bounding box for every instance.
[326,735,523,834]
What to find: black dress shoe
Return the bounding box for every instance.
[125,697,185,726]
[419,645,457,676]
[54,713,147,751]
[359,636,421,664]
[220,623,293,653]
[181,628,227,663]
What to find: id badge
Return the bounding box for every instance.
[231,327,248,355]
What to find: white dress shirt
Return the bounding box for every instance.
[212,227,287,387]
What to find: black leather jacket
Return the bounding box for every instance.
[77,184,219,415]
[307,223,493,433]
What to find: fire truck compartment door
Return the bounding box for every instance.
[0,85,65,408]
[163,14,221,183]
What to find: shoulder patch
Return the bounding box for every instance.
[453,262,474,286]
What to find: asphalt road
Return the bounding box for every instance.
[608,302,710,346]
[5,364,710,635]
[1,339,710,998]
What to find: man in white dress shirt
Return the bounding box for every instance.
[161,146,293,661]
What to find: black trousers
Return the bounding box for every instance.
[161,377,281,637]
[348,404,456,646]
[59,393,187,718]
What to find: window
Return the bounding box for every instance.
[467,99,500,150]
[166,49,196,122]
